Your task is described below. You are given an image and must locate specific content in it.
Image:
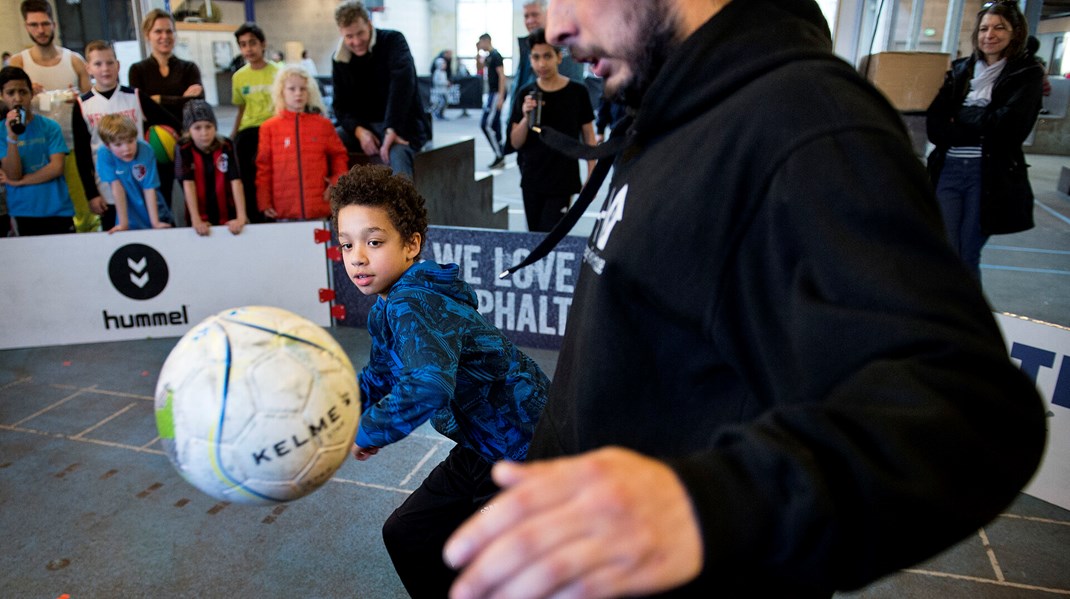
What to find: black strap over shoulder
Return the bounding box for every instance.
[499,116,633,279]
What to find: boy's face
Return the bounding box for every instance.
[189,121,216,151]
[107,138,139,162]
[237,33,265,64]
[336,204,420,300]
[87,49,120,90]
[530,43,562,80]
[2,79,33,111]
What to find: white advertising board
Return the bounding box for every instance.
[997,313,1070,510]
[0,222,331,350]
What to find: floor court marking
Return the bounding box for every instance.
[1035,199,1070,228]
[73,402,139,439]
[987,245,1070,256]
[902,569,1070,595]
[398,438,448,488]
[49,384,153,401]
[329,477,413,496]
[2,423,415,497]
[982,264,1070,276]
[1000,513,1070,527]
[0,376,33,392]
[9,387,92,427]
[978,527,1005,582]
[0,423,165,455]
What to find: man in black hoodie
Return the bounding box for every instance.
[444,0,1046,597]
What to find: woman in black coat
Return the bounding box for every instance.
[128,9,204,213]
[926,0,1043,280]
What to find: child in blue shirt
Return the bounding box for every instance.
[0,66,74,236]
[95,113,173,232]
[330,164,549,597]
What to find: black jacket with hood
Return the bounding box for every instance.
[528,0,1045,596]
[926,52,1044,235]
[331,28,431,150]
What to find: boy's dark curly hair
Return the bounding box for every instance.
[330,165,428,256]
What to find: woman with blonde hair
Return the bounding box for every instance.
[255,66,348,220]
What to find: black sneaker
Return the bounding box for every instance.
[488,157,506,170]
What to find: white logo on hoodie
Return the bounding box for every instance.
[596,184,627,251]
[585,184,628,275]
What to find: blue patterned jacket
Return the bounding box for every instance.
[355,261,549,462]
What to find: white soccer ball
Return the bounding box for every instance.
[154,306,360,505]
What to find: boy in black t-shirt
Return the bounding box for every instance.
[477,33,506,169]
[509,28,596,232]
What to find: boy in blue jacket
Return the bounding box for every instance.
[330,164,549,598]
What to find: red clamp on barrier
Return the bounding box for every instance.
[327,246,342,262]
[331,305,347,321]
[318,288,336,303]
[314,228,332,244]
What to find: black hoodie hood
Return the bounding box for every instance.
[634,0,835,142]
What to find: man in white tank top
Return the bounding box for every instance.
[9,0,94,230]
[9,0,90,96]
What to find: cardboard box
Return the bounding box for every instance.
[859,52,950,113]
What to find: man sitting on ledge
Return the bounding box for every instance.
[330,0,430,179]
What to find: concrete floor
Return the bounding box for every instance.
[1,107,1068,597]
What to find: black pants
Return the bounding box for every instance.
[12,216,75,236]
[522,188,570,232]
[157,160,176,219]
[234,127,266,223]
[383,445,498,598]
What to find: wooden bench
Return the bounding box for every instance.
[348,137,506,229]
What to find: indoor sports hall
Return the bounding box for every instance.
[3,0,1070,596]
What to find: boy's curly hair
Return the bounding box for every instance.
[330,165,428,256]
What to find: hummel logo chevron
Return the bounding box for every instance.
[128,257,149,288]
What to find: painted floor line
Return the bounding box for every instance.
[981,264,1070,276]
[902,568,1070,595]
[1035,199,1070,227]
[987,245,1070,256]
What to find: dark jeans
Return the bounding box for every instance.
[338,123,416,180]
[234,127,267,223]
[481,91,504,160]
[522,188,571,232]
[158,160,177,219]
[936,156,988,280]
[382,445,498,598]
[12,216,75,236]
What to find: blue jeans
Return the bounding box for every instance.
[337,123,416,180]
[935,156,988,280]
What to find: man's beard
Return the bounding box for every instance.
[611,3,678,109]
[34,30,55,47]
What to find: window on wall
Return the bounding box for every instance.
[816,0,839,33]
[456,0,514,77]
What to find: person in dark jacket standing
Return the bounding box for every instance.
[927,1,1043,280]
[128,8,203,218]
[443,0,1047,597]
[331,0,430,179]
